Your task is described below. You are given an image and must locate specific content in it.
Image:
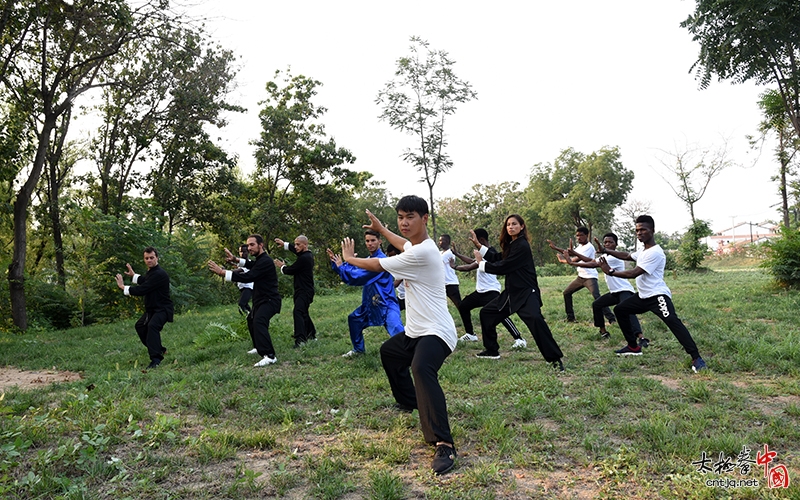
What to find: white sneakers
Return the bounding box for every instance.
[459,333,479,342]
[511,338,527,350]
[247,348,258,355]
[254,355,277,367]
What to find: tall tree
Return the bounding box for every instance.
[682,1,800,138]
[751,89,799,229]
[1,0,170,330]
[526,147,634,236]
[376,36,477,238]
[251,69,357,242]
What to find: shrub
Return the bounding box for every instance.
[761,227,800,288]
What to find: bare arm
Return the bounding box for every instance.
[597,256,645,278]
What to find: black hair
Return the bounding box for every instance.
[385,244,400,255]
[602,232,618,244]
[240,244,248,254]
[248,234,264,245]
[473,228,489,241]
[635,215,655,230]
[395,195,428,216]
[500,214,530,257]
[576,226,589,236]
[364,229,381,238]
[440,234,451,245]
[143,246,158,257]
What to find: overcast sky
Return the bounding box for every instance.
[183,0,778,235]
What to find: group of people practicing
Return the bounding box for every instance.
[114,195,706,475]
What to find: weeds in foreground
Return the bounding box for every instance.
[0,270,798,498]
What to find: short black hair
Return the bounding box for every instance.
[473,228,489,241]
[602,232,618,244]
[635,215,655,230]
[248,234,264,245]
[576,226,589,236]
[385,244,400,255]
[143,246,158,257]
[440,234,451,245]
[364,229,381,238]
[395,195,428,216]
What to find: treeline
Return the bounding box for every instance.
[4,1,798,333]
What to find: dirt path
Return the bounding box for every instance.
[0,367,82,391]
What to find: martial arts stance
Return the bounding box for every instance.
[115,247,174,370]
[274,235,317,347]
[597,215,706,373]
[209,235,282,367]
[340,195,458,475]
[327,230,404,357]
[450,228,526,349]
[474,215,565,371]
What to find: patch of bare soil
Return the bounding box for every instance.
[645,374,681,391]
[0,366,82,391]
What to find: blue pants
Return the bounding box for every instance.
[348,305,404,353]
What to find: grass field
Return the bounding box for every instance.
[1,269,798,499]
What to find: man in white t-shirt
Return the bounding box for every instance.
[450,228,526,349]
[563,232,645,344]
[439,234,462,308]
[549,227,615,323]
[340,195,458,475]
[597,215,706,373]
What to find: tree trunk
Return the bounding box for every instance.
[428,182,436,240]
[9,115,56,331]
[48,110,71,289]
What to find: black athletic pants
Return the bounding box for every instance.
[380,333,454,445]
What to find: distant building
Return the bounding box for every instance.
[706,222,778,254]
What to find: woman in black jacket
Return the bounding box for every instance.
[474,214,564,371]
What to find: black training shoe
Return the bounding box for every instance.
[615,345,642,356]
[431,444,457,475]
[637,337,650,348]
[392,403,415,413]
[146,360,161,369]
[551,359,565,372]
[600,331,610,339]
[475,350,500,360]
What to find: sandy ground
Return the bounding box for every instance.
[0,367,82,392]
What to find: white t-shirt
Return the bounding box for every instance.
[601,255,634,294]
[631,245,672,298]
[475,268,502,293]
[395,279,406,299]
[440,249,459,286]
[381,238,457,352]
[574,242,598,279]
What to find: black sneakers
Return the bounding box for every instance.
[392,403,416,413]
[475,350,500,360]
[146,360,161,369]
[431,444,456,475]
[551,359,565,372]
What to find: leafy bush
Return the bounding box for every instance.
[677,220,712,270]
[761,227,800,288]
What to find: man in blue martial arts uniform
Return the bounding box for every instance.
[327,230,404,357]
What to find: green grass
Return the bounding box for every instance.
[1,270,798,498]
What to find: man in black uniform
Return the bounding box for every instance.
[115,247,174,370]
[209,235,282,367]
[274,235,316,347]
